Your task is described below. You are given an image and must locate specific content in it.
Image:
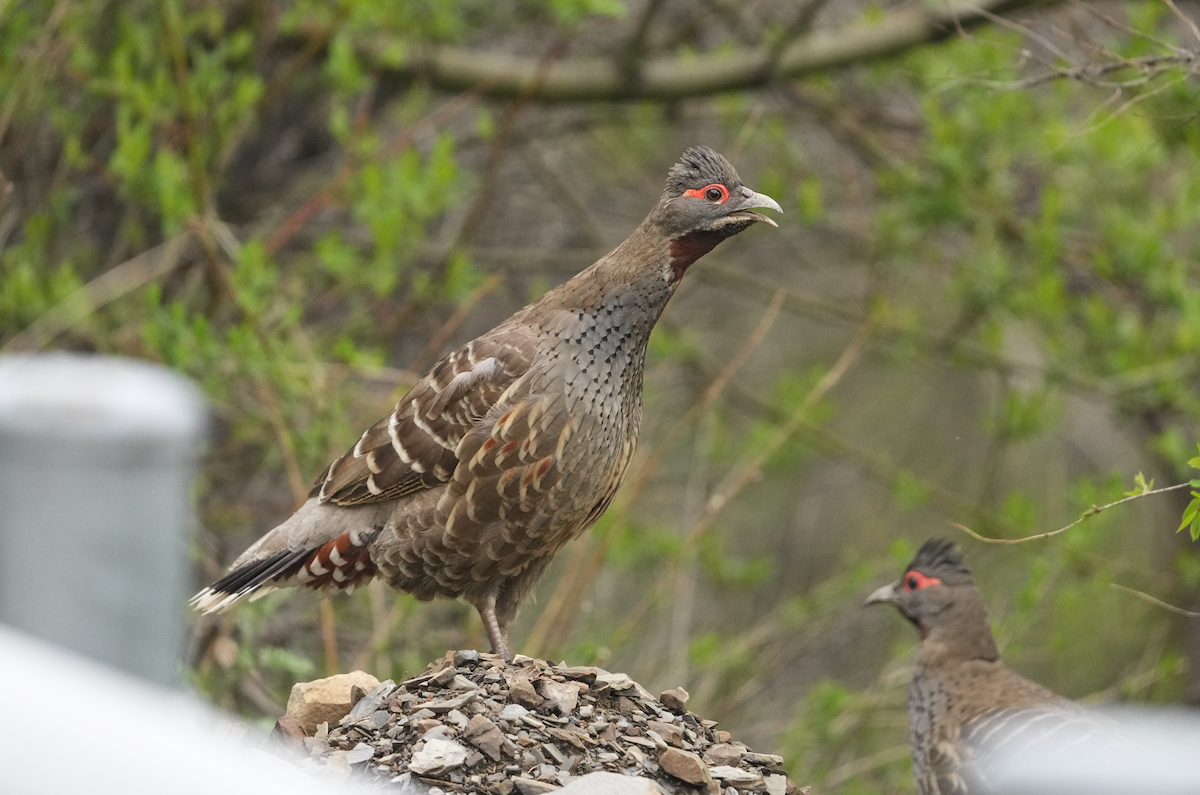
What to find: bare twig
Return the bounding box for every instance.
[1164,0,1200,49]
[1073,0,1190,56]
[1110,582,1200,618]
[950,481,1194,544]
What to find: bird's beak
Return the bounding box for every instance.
[735,188,782,227]
[864,582,900,606]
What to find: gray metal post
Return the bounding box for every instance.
[0,353,205,686]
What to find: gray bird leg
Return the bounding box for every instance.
[479,600,511,662]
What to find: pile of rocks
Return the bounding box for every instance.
[272,651,809,795]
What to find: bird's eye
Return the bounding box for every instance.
[903,571,942,591]
[682,183,730,203]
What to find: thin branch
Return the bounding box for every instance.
[1002,51,1198,90]
[689,319,873,544]
[950,481,1194,544]
[366,0,1059,103]
[1164,0,1200,49]
[1110,582,1200,618]
[1073,0,1190,56]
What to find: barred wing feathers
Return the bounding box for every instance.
[312,333,538,507]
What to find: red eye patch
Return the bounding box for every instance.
[903,571,942,591]
[683,183,729,203]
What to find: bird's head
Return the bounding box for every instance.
[866,538,998,659]
[652,146,781,283]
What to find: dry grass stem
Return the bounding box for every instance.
[1110,582,1200,618]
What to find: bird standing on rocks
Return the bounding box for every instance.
[194,146,781,660]
[866,538,1126,795]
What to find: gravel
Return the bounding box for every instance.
[270,651,810,795]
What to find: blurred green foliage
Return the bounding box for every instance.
[2,1,1199,791]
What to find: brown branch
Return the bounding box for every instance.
[950,481,1194,544]
[379,0,1061,103]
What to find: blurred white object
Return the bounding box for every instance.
[0,623,353,795]
[989,706,1200,795]
[0,353,205,685]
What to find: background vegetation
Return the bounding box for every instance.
[3,0,1200,791]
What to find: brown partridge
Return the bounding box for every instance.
[193,146,781,660]
[866,539,1125,795]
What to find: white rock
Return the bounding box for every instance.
[409,738,468,775]
[345,743,375,765]
[558,772,666,795]
[500,703,530,721]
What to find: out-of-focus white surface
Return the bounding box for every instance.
[990,707,1200,795]
[0,623,349,795]
[0,353,205,685]
[0,353,205,441]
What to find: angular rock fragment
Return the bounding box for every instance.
[703,743,743,766]
[409,737,468,775]
[510,678,543,710]
[659,688,689,712]
[464,714,511,761]
[539,680,581,715]
[285,670,381,735]
[709,765,766,790]
[658,748,711,785]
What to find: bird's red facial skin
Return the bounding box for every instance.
[683,183,730,203]
[903,571,942,592]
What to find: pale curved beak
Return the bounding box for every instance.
[736,187,782,227]
[865,582,900,606]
